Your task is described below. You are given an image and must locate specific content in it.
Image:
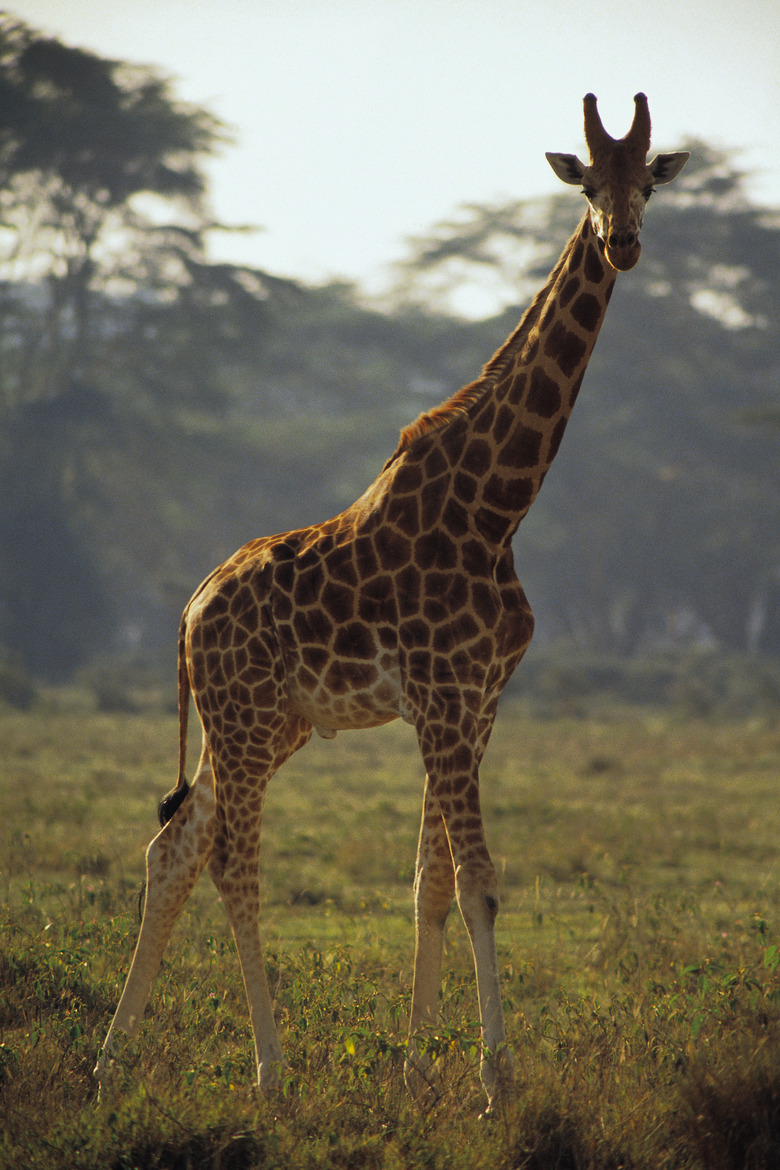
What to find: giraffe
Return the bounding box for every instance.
[95,94,688,1110]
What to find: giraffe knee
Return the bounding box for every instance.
[208,844,228,888]
[455,862,499,921]
[415,861,455,919]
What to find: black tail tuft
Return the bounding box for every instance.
[158,780,190,827]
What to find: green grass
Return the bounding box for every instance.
[1,691,780,1168]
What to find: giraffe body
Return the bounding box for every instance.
[95,95,688,1109]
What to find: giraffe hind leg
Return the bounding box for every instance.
[205,714,312,1092]
[94,765,215,1093]
[209,836,285,1091]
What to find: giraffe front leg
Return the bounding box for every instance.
[94,767,215,1094]
[454,858,516,1111]
[416,704,515,1113]
[405,777,455,1104]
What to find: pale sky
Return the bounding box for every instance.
[9,0,780,296]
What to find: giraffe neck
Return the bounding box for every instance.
[406,215,617,549]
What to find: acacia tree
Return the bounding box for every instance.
[0,17,274,677]
[0,15,229,411]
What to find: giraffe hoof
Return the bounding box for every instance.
[257,1056,289,1094]
[93,1054,118,1103]
[480,1044,516,1114]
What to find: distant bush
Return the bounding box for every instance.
[0,655,38,710]
[78,654,176,714]
[513,647,780,719]
[668,651,780,719]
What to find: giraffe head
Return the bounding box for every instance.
[546,93,689,272]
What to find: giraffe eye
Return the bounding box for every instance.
[643,186,654,200]
[581,186,596,200]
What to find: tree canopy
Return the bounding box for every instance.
[0,16,258,674]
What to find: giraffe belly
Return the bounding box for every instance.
[285,654,406,734]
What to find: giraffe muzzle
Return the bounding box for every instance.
[605,228,641,271]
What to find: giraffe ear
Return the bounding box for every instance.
[545,152,588,186]
[648,151,690,185]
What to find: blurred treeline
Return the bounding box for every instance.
[0,16,778,703]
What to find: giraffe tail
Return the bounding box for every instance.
[158,609,191,827]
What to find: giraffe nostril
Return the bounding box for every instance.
[608,229,637,250]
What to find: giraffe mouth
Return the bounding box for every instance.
[604,240,642,271]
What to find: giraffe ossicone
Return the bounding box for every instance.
[94,95,688,1110]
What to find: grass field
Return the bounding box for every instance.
[1,689,780,1168]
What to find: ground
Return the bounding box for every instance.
[1,691,780,1168]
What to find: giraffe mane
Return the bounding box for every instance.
[384,220,583,471]
[387,379,488,463]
